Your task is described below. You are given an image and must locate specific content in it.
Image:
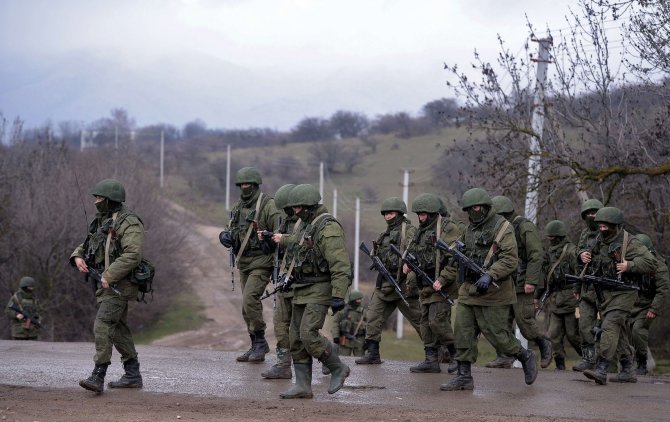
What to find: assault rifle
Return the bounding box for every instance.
[534,282,558,318]
[86,267,122,296]
[360,242,409,307]
[389,244,454,305]
[434,239,499,289]
[8,303,41,328]
[564,273,639,303]
[260,274,293,300]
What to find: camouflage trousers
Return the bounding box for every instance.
[420,300,454,348]
[509,292,543,341]
[548,311,580,359]
[578,290,599,348]
[240,269,271,333]
[599,291,637,362]
[455,303,522,363]
[364,292,422,342]
[337,341,365,356]
[93,293,137,365]
[289,303,330,364]
[273,292,293,350]
[629,303,653,359]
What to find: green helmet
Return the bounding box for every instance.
[235,167,263,185]
[349,290,364,302]
[287,184,321,207]
[380,197,407,215]
[594,206,624,225]
[580,198,604,219]
[491,195,514,214]
[460,188,492,210]
[411,193,441,214]
[91,179,126,202]
[545,220,567,237]
[636,233,653,250]
[274,184,296,210]
[19,276,36,289]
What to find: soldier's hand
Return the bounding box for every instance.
[579,251,591,264]
[474,273,494,294]
[647,310,657,319]
[272,233,283,243]
[219,230,234,248]
[402,263,410,274]
[616,260,629,274]
[432,280,443,291]
[524,283,536,294]
[574,292,581,301]
[101,276,109,289]
[74,257,89,273]
[16,313,24,320]
[330,298,346,314]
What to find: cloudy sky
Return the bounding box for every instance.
[0,0,576,131]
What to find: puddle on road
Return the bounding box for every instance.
[342,385,386,390]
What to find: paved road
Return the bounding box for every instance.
[2,340,669,421]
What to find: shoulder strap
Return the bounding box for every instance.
[621,230,629,262]
[238,193,264,258]
[435,215,442,279]
[11,294,24,312]
[484,219,510,268]
[396,221,407,280]
[546,244,569,283]
[278,218,302,274]
[104,212,119,270]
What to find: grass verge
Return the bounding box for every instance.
[134,289,207,344]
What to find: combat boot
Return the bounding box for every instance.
[515,348,538,385]
[355,340,382,365]
[248,330,270,363]
[320,344,350,394]
[261,348,292,379]
[446,344,458,374]
[572,346,595,372]
[535,336,553,369]
[554,356,566,371]
[440,361,474,391]
[79,363,109,393]
[410,347,441,373]
[635,353,648,376]
[485,353,515,369]
[108,358,143,388]
[279,362,313,399]
[610,355,637,383]
[236,333,255,362]
[584,357,609,385]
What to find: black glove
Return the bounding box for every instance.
[474,273,494,294]
[333,337,340,344]
[219,230,234,248]
[330,297,346,314]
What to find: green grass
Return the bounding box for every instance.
[133,290,207,344]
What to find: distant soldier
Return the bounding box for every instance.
[627,234,669,376]
[332,290,367,356]
[572,198,604,372]
[219,167,280,363]
[71,179,144,393]
[279,184,351,399]
[5,276,41,340]
[486,196,551,369]
[582,207,655,385]
[542,220,580,370]
[356,197,422,366]
[441,188,537,391]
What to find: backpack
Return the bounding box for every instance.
[131,258,155,303]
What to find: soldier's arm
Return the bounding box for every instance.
[487,224,519,281]
[650,259,669,315]
[521,222,544,287]
[320,222,352,299]
[69,242,86,266]
[260,199,280,232]
[104,219,144,284]
[331,311,343,338]
[624,238,657,274]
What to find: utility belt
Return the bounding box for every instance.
[242,249,266,257]
[293,273,331,285]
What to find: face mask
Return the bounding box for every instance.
[240,185,256,199]
[467,207,487,224]
[296,207,311,221]
[385,214,401,227]
[586,217,598,230]
[284,208,295,217]
[96,199,110,214]
[600,224,617,241]
[549,237,563,246]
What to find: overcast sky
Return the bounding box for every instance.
[0,0,577,131]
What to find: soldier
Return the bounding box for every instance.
[627,234,669,376]
[486,196,551,369]
[332,290,367,356]
[355,197,422,366]
[405,193,460,374]
[581,207,655,385]
[71,179,144,393]
[441,188,537,391]
[278,184,352,399]
[219,167,279,363]
[261,184,301,380]
[572,198,604,372]
[5,276,41,340]
[542,220,580,370]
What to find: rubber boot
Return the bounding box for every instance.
[635,353,648,376]
[572,345,595,372]
[279,362,313,399]
[440,361,474,391]
[485,352,515,369]
[320,344,351,394]
[236,333,255,362]
[79,363,109,393]
[583,357,609,385]
[261,348,292,379]
[355,340,382,365]
[248,330,270,363]
[610,355,638,383]
[410,347,441,373]
[322,363,331,375]
[108,358,143,388]
[554,356,565,371]
[446,344,458,374]
[515,348,538,385]
[535,336,553,369]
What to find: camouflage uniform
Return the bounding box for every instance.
[332,294,366,356]
[5,277,41,340]
[442,188,537,391]
[71,179,144,393]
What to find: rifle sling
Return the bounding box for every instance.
[278,218,302,275]
[237,193,264,258]
[435,215,442,280]
[546,244,569,287]
[396,221,407,282]
[483,220,510,269]
[104,212,119,273]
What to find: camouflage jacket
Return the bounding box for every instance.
[6,289,41,339]
[543,239,578,314]
[373,216,418,299]
[332,303,366,348]
[510,215,544,295]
